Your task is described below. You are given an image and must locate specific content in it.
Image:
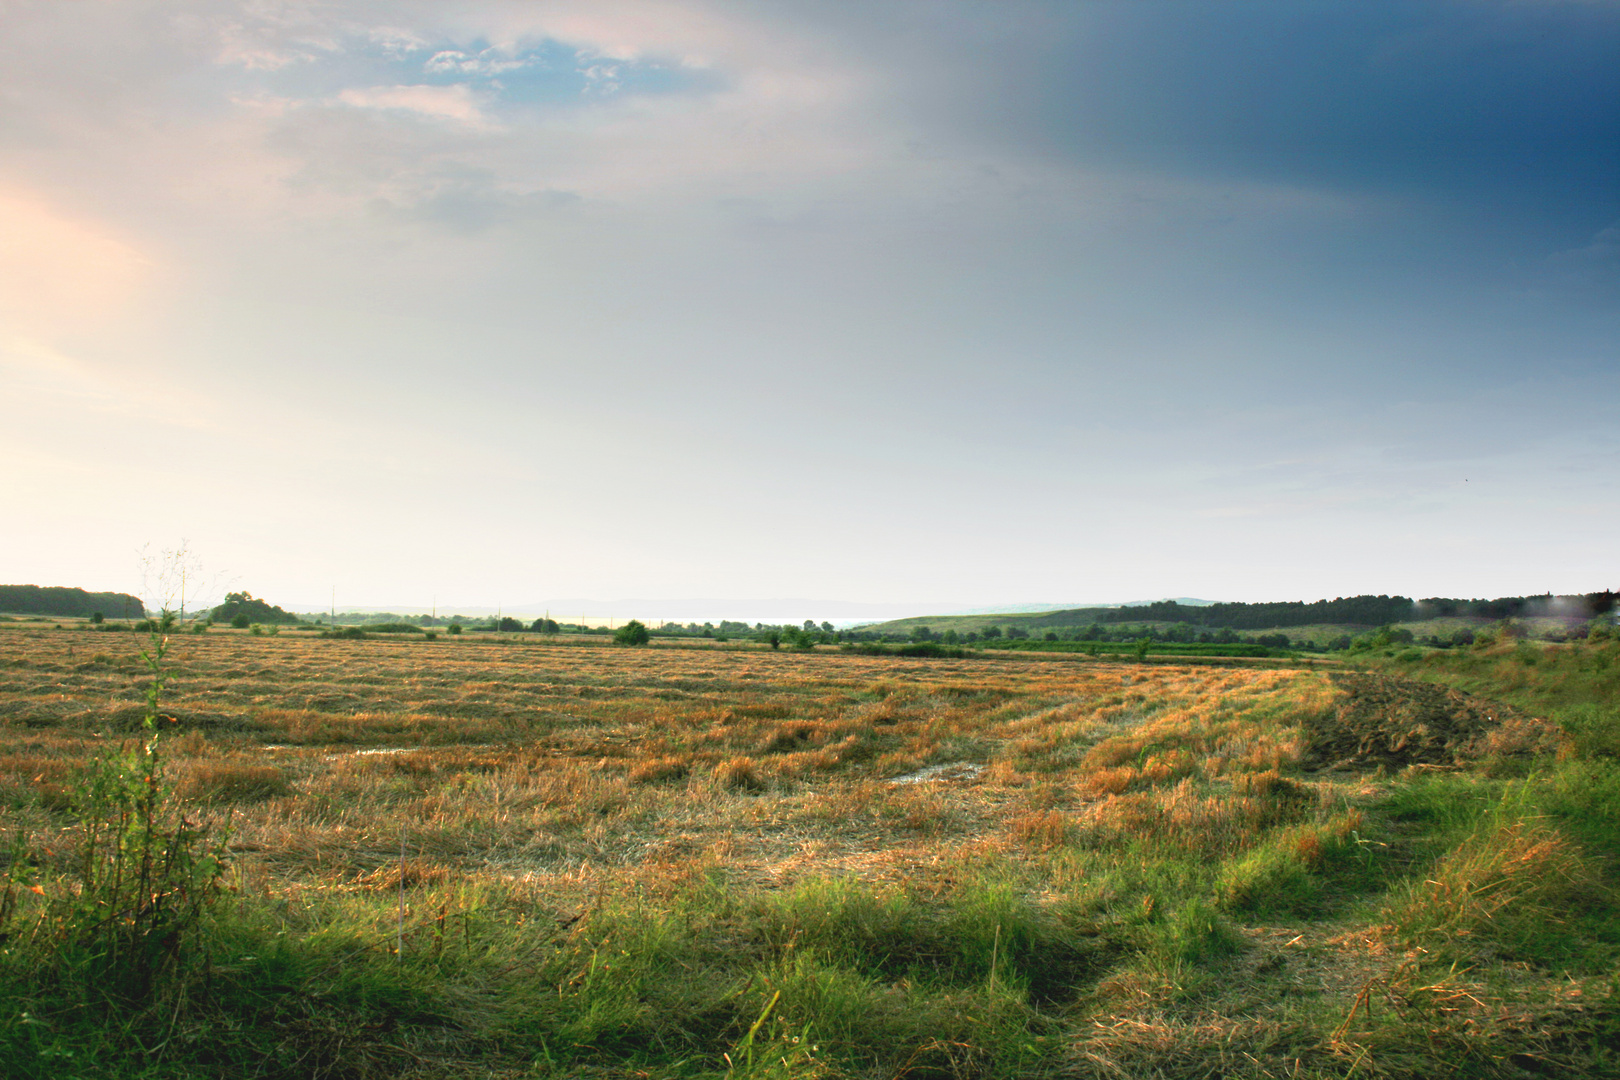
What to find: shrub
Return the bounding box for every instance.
[613,619,650,646]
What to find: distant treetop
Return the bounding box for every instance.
[210,591,301,625]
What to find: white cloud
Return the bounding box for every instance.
[336,83,490,126]
[423,48,530,77]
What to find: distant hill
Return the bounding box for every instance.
[0,584,145,619]
[858,591,1616,637]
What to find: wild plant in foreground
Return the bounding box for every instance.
[3,618,230,1010]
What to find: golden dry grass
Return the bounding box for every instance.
[0,629,1342,901]
[2,625,1608,1078]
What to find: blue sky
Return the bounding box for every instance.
[1,1,1615,615]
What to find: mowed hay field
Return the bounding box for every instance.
[1,627,1616,1079]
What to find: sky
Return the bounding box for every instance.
[1,0,1616,617]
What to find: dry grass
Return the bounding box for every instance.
[0,625,1608,1078]
[0,629,1348,907]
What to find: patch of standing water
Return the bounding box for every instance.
[888,762,985,785]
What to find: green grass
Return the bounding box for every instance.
[3,632,1619,1077]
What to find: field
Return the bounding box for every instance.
[1,627,1617,1078]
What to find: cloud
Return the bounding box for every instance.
[423,48,530,78]
[336,83,491,126]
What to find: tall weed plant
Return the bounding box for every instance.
[1,616,230,1019]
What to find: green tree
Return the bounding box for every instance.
[211,591,299,626]
[613,619,650,646]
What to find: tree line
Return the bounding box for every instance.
[0,585,145,620]
[1021,591,1616,632]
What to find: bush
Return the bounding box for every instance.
[613,619,650,646]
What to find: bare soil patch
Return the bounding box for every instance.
[1305,672,1561,771]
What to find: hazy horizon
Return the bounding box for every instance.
[4,2,1615,608]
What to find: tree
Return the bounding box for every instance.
[613,619,650,646]
[211,591,299,626]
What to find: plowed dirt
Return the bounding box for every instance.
[1304,671,1561,771]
